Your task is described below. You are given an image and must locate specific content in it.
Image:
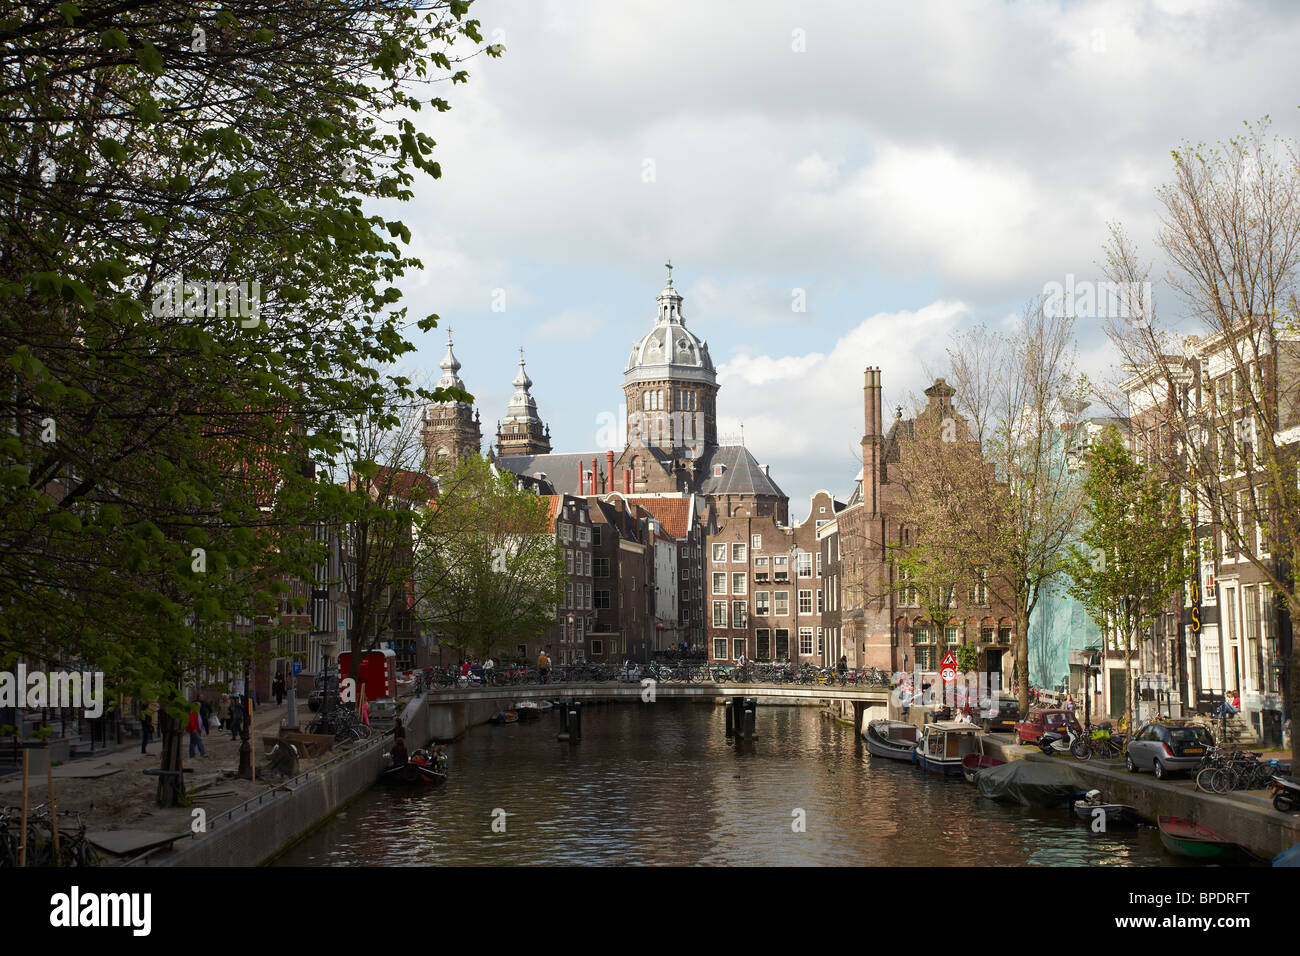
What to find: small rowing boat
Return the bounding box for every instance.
[381,761,446,785]
[1157,816,1247,861]
[863,719,918,762]
[489,710,519,724]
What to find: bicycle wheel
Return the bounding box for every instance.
[1196,767,1218,793]
[1071,738,1090,760]
[1209,768,1233,794]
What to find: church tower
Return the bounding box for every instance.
[495,348,552,457]
[422,328,481,469]
[622,261,719,457]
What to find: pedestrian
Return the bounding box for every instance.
[273,672,285,706]
[199,697,212,735]
[186,704,206,758]
[140,709,154,754]
[484,657,495,683]
[838,655,847,676]
[228,695,243,740]
[538,648,551,683]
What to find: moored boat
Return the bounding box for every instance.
[515,700,541,719]
[960,752,1005,784]
[916,721,986,775]
[489,710,519,724]
[381,761,446,785]
[1073,791,1141,827]
[1157,816,1248,861]
[864,719,919,762]
[976,760,1088,806]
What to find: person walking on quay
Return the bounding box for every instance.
[538,648,551,684]
[199,696,212,735]
[273,672,285,707]
[228,695,243,740]
[186,704,206,758]
[140,709,154,754]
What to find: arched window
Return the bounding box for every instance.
[643,391,650,411]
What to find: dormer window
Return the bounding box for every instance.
[714,464,725,477]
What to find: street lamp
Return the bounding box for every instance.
[567,614,575,665]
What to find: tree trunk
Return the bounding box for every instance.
[156,708,184,808]
[1290,650,1298,769]
[1016,614,1030,712]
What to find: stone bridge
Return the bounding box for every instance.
[410,681,892,741]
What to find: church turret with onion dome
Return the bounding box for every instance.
[495,347,552,457]
[421,328,481,466]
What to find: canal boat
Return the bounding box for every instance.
[1072,790,1141,827]
[915,721,986,775]
[960,752,1006,784]
[1157,816,1248,862]
[515,701,542,719]
[975,760,1088,807]
[489,710,519,724]
[864,719,919,762]
[381,756,447,786]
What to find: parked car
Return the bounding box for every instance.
[1125,720,1214,779]
[980,696,1020,733]
[1014,708,1081,746]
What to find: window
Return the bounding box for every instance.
[712,572,727,595]
[595,590,611,609]
[565,551,573,574]
[713,638,727,660]
[798,590,813,614]
[799,627,814,656]
[973,570,988,606]
[817,589,824,613]
[712,601,728,627]
[775,629,789,660]
[797,552,813,577]
[591,639,603,656]
[732,601,747,628]
[998,626,1012,644]
[732,542,747,563]
[775,591,790,615]
[815,553,822,576]
[817,627,824,655]
[593,526,601,546]
[945,626,959,645]
[733,638,746,660]
[980,627,994,643]
[732,572,746,595]
[712,543,727,563]
[755,591,770,615]
[681,567,689,580]
[754,555,769,581]
[559,522,572,541]
[756,629,771,661]
[774,555,789,581]
[914,625,935,671]
[584,552,591,577]
[751,535,762,551]
[577,527,589,543]
[594,557,610,578]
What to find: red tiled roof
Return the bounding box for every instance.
[623,496,692,539]
[543,494,564,525]
[369,466,438,504]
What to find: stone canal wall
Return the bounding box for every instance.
[157,734,391,867]
[1024,753,1300,860]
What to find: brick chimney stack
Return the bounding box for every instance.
[590,457,597,496]
[606,450,615,492]
[623,469,631,494]
[861,367,882,516]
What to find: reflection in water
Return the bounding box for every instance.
[271,701,1171,866]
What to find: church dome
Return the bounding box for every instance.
[623,272,716,387]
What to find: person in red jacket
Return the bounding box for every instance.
[186,704,207,758]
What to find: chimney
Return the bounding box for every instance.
[623,469,631,494]
[577,462,583,495]
[862,367,882,516]
[606,449,615,489]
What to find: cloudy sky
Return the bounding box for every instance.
[385,0,1300,520]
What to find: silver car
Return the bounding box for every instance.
[1125,721,1214,779]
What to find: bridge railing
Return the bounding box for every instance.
[407,662,893,693]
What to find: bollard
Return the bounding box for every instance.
[744,697,757,739]
[725,701,734,737]
[570,701,582,741]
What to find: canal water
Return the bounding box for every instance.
[271,700,1173,866]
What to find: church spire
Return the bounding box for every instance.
[496,346,551,456]
[436,327,466,396]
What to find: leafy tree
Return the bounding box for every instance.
[416,456,565,661]
[0,1,494,804]
[1063,427,1190,731]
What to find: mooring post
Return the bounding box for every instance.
[743,697,757,739]
[570,701,582,741]
[725,700,735,737]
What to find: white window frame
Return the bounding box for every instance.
[731,542,747,563]
[732,572,747,595]
[712,543,727,563]
[798,589,813,614]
